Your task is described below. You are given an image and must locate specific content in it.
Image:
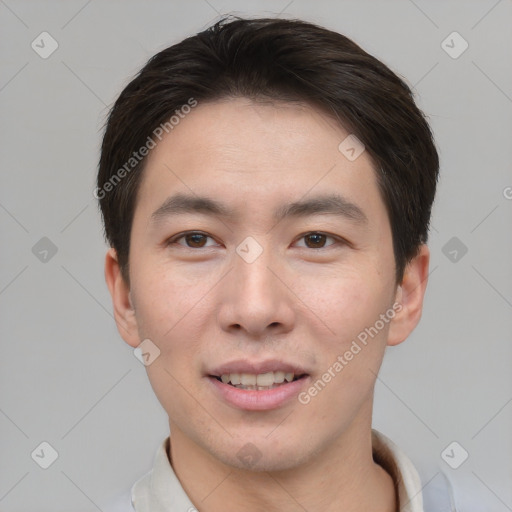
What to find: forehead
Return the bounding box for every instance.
[135,97,386,226]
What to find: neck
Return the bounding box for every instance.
[168,409,396,512]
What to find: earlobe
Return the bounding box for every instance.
[387,245,430,347]
[104,248,140,347]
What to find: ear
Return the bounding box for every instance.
[387,244,430,347]
[104,248,140,348]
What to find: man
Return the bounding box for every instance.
[97,16,456,511]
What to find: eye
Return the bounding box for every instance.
[166,231,344,250]
[295,232,339,249]
[168,231,217,248]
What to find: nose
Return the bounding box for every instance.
[217,243,295,338]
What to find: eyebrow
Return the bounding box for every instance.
[150,192,368,225]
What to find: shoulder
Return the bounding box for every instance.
[372,429,458,512]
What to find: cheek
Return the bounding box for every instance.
[131,261,209,340]
[299,267,389,344]
[297,270,392,406]
[134,274,207,420]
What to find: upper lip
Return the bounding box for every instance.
[208,359,310,377]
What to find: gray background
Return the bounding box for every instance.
[1,0,511,510]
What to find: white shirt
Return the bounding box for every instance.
[103,429,457,511]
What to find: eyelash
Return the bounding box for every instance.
[166,231,346,250]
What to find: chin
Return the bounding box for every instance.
[212,437,312,473]
[226,451,304,473]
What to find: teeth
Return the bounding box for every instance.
[274,371,285,383]
[240,374,256,386]
[218,371,298,387]
[256,372,274,387]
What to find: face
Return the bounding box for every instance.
[109,97,424,472]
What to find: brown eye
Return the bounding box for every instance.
[304,233,328,248]
[184,233,208,247]
[168,232,216,248]
[297,232,337,249]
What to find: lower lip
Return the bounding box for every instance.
[207,375,310,411]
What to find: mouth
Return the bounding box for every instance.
[206,360,311,410]
[206,366,311,411]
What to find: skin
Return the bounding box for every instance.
[105,97,430,512]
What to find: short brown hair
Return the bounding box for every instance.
[97,16,439,284]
